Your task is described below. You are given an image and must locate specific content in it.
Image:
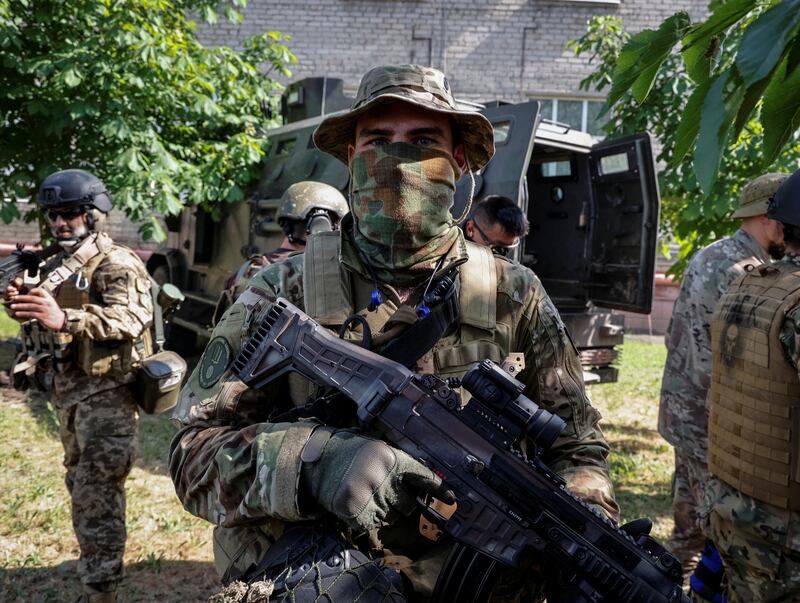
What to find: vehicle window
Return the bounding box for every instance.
[493,121,511,145]
[537,159,572,178]
[275,138,296,156]
[598,152,629,175]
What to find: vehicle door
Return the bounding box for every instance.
[586,133,660,313]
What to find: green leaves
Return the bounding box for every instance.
[605,12,690,109]
[603,1,800,193]
[763,58,800,165]
[695,71,745,193]
[736,0,800,87]
[0,0,296,241]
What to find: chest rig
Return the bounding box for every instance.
[13,233,156,390]
[294,232,515,406]
[708,262,800,511]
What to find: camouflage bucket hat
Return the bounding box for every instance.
[732,172,790,218]
[313,64,495,170]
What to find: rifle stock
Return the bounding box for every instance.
[234,298,688,603]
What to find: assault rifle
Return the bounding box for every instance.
[0,242,61,292]
[234,298,688,603]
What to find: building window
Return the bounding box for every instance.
[533,98,606,137]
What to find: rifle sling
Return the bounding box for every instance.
[377,272,460,369]
[39,233,113,294]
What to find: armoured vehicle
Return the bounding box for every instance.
[147,77,659,383]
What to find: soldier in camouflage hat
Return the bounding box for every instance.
[700,168,800,602]
[170,64,618,602]
[4,169,154,603]
[658,172,789,589]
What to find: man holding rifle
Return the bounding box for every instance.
[170,64,618,601]
[4,169,154,603]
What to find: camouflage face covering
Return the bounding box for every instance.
[349,142,461,279]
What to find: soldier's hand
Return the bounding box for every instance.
[300,429,455,534]
[10,287,67,330]
[3,277,24,302]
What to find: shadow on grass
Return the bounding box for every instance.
[0,559,219,603]
[23,391,60,436]
[602,422,659,438]
[616,488,672,524]
[18,389,177,477]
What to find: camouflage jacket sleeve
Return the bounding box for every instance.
[62,248,153,340]
[502,262,619,521]
[169,256,317,526]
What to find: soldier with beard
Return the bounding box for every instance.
[5,169,154,603]
[658,173,788,589]
[169,64,618,602]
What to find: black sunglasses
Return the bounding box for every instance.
[47,207,85,221]
[471,219,519,257]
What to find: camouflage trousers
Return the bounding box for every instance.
[668,448,711,585]
[702,477,800,603]
[57,386,138,586]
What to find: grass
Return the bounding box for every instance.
[0,338,675,600]
[0,311,20,339]
[0,391,217,602]
[591,337,673,541]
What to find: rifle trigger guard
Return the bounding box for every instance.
[417,494,458,542]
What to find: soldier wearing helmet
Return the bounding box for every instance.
[172,65,617,601]
[4,169,154,603]
[701,168,800,601]
[213,181,348,324]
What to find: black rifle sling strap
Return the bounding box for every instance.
[377,269,460,369]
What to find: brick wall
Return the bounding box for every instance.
[196,0,708,102]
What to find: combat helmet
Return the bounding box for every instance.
[768,169,800,226]
[36,169,112,213]
[277,181,348,223]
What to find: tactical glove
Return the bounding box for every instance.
[300,428,454,533]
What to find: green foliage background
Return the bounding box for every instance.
[571,9,800,277]
[0,0,296,240]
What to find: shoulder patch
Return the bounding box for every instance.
[198,336,233,389]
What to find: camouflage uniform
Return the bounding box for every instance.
[170,227,618,598]
[659,228,769,578]
[215,248,299,324]
[170,64,617,601]
[41,236,153,588]
[701,253,800,603]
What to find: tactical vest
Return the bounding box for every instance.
[707,262,800,511]
[17,233,152,384]
[298,232,513,404]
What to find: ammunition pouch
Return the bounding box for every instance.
[13,322,74,392]
[77,337,134,377]
[135,350,187,414]
[133,279,187,414]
